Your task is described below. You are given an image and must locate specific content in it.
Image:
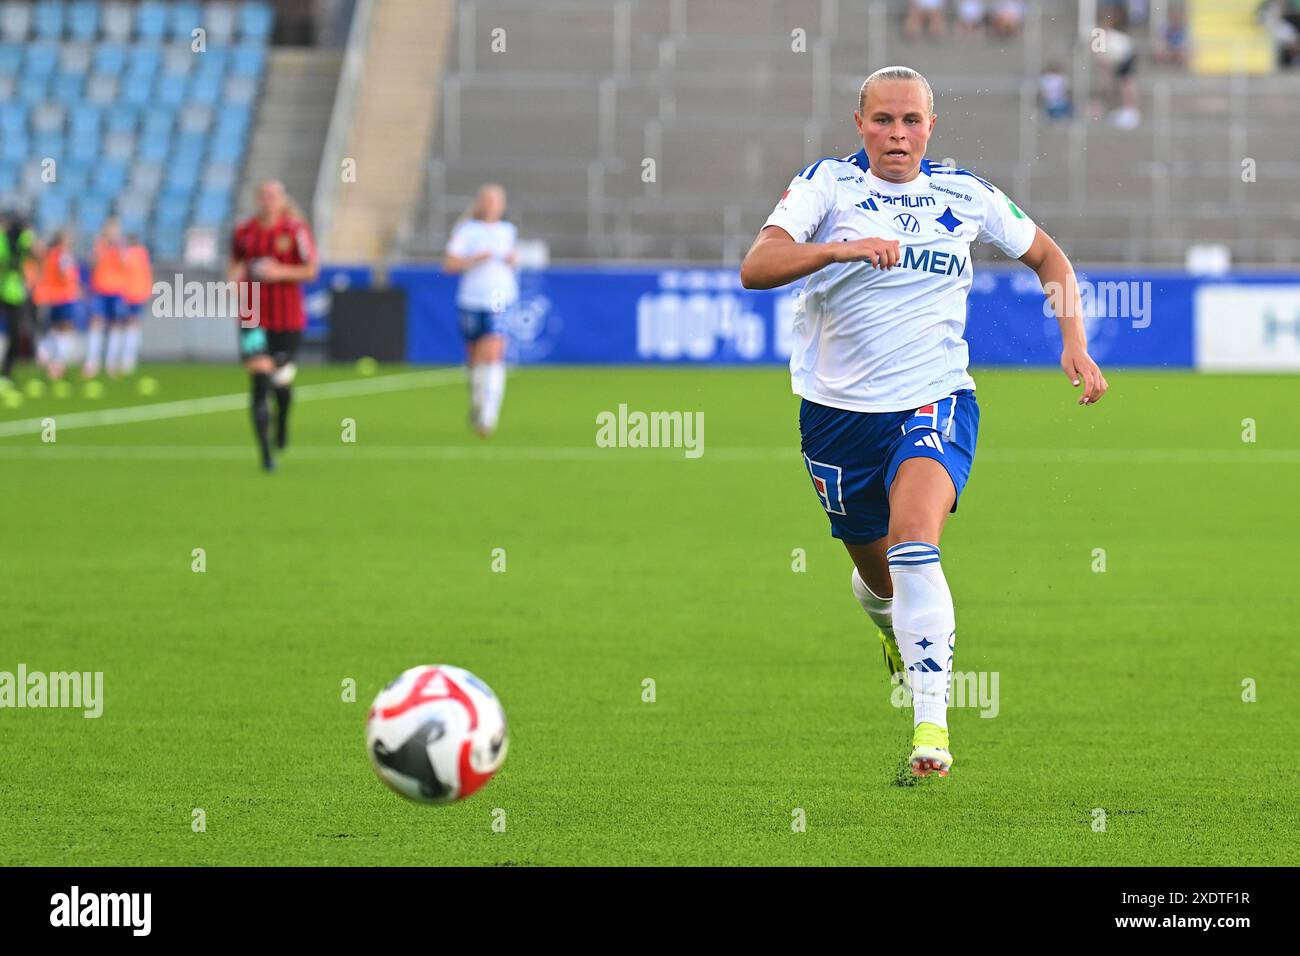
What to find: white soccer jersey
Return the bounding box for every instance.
[448,218,518,311]
[763,148,1037,413]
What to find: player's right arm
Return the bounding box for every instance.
[441,222,492,274]
[740,163,898,290]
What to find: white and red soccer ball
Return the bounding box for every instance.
[365,665,508,803]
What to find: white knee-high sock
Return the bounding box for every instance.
[480,361,506,428]
[851,567,896,644]
[84,324,104,369]
[105,326,126,372]
[886,541,955,729]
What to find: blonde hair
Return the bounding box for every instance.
[456,184,506,229]
[858,66,934,115]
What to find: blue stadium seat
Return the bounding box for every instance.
[68,131,99,163]
[156,195,189,227]
[67,1,99,41]
[174,129,207,156]
[150,226,184,261]
[24,42,59,76]
[0,41,22,74]
[155,72,189,106]
[0,3,33,43]
[230,43,265,78]
[104,103,137,133]
[201,162,236,191]
[120,72,153,106]
[69,103,101,135]
[240,2,273,42]
[168,2,202,42]
[56,161,91,192]
[100,1,132,43]
[189,71,221,106]
[85,73,118,105]
[209,135,243,164]
[76,194,112,234]
[32,1,66,42]
[0,130,27,163]
[115,195,150,235]
[18,73,49,103]
[93,160,128,194]
[93,42,127,75]
[37,194,73,234]
[0,164,17,192]
[0,72,11,99]
[31,129,64,156]
[215,104,251,141]
[193,188,231,227]
[140,106,173,139]
[136,131,171,163]
[194,46,230,78]
[204,2,237,45]
[125,43,161,79]
[135,1,167,42]
[0,101,26,134]
[52,72,84,104]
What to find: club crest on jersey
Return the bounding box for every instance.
[804,456,846,515]
[894,213,921,234]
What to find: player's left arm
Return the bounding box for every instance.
[1019,227,1109,406]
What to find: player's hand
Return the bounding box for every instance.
[1061,345,1109,405]
[250,257,284,281]
[833,237,900,270]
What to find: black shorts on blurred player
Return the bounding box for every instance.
[238,328,302,366]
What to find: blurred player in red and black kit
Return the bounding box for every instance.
[228,180,319,471]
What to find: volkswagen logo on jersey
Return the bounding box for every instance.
[894,213,921,234]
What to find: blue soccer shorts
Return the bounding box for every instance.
[799,389,980,544]
[458,308,508,342]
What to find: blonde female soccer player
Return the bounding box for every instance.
[741,66,1108,777]
[443,184,518,437]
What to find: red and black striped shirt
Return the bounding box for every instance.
[231,214,316,332]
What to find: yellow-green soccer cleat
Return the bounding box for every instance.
[878,628,904,681]
[910,722,953,777]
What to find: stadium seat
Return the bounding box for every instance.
[93,41,126,75]
[76,194,112,234]
[155,196,189,228]
[59,41,92,74]
[119,71,152,106]
[51,72,84,104]
[85,72,117,105]
[222,74,257,106]
[100,1,132,43]
[167,2,202,43]
[155,72,189,106]
[0,101,26,134]
[67,0,99,41]
[194,45,230,78]
[32,1,65,42]
[239,2,273,43]
[56,161,91,191]
[18,73,49,103]
[0,41,22,74]
[93,159,128,193]
[136,131,171,163]
[204,2,237,45]
[125,43,161,79]
[104,102,137,134]
[209,135,244,164]
[68,102,101,135]
[30,102,65,133]
[128,160,163,194]
[201,162,236,191]
[103,128,134,161]
[188,71,221,106]
[230,43,265,78]
[178,103,213,134]
[150,225,183,260]
[0,164,17,192]
[24,42,59,76]
[0,130,27,163]
[135,2,167,42]
[139,106,173,139]
[0,2,32,43]
[69,131,99,163]
[162,44,194,76]
[115,194,150,235]
[193,189,231,227]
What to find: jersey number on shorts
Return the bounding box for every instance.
[804,456,846,515]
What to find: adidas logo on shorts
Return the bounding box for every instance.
[914,432,945,454]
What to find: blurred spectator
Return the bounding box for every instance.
[990,0,1025,38]
[1039,63,1073,123]
[1258,0,1300,67]
[1154,4,1190,68]
[1092,12,1141,130]
[905,0,948,41]
[956,0,987,38]
[0,210,36,383]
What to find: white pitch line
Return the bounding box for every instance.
[0,445,1298,464]
[0,369,465,439]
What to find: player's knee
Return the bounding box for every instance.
[271,362,296,387]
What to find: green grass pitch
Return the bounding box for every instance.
[0,363,1296,866]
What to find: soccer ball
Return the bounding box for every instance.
[365,665,508,803]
